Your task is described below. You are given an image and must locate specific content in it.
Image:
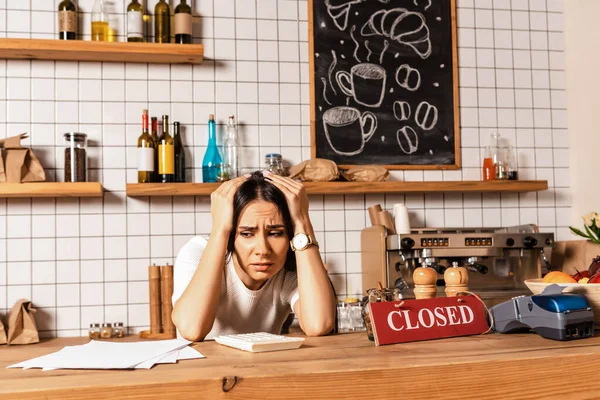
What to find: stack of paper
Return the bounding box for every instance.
[7,339,205,371]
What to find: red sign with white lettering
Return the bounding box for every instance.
[369,296,490,346]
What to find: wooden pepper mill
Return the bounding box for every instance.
[413,262,438,299]
[444,261,469,297]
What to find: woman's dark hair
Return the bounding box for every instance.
[226,171,296,272]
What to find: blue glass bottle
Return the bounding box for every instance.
[202,114,222,183]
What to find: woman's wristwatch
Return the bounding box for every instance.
[290,233,319,252]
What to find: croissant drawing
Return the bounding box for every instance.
[360,8,432,59]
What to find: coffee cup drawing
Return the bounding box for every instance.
[323,106,378,156]
[335,63,387,108]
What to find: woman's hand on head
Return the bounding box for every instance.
[210,175,248,235]
[263,172,310,229]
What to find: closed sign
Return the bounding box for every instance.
[369,296,490,346]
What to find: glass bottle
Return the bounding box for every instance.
[58,0,77,40]
[88,323,100,340]
[264,153,285,176]
[173,121,186,182]
[362,288,402,341]
[158,115,175,182]
[202,114,223,183]
[223,115,240,179]
[91,0,109,42]
[100,323,113,339]
[174,0,192,44]
[64,133,88,182]
[113,322,125,338]
[151,117,159,182]
[506,145,518,180]
[127,0,144,42]
[482,146,495,181]
[154,0,171,43]
[137,109,155,183]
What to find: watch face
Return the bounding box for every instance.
[293,234,309,249]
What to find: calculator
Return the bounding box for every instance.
[214,332,305,353]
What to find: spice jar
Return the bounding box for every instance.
[362,288,402,341]
[64,132,88,182]
[113,322,125,338]
[88,323,100,340]
[100,322,113,339]
[264,153,286,176]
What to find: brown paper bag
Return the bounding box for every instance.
[341,165,390,182]
[7,299,39,345]
[0,317,6,345]
[0,134,46,183]
[551,240,600,275]
[288,159,339,182]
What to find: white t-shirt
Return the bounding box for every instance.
[172,236,300,340]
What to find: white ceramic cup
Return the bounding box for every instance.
[393,204,411,234]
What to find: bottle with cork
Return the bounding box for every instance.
[444,261,469,297]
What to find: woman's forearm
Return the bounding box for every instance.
[294,219,336,336]
[172,229,230,341]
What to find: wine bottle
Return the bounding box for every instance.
[151,117,159,182]
[173,122,186,182]
[137,110,155,183]
[158,115,175,183]
[174,0,192,44]
[154,0,171,44]
[91,0,109,42]
[58,0,77,40]
[127,0,144,42]
[223,115,240,179]
[202,114,223,183]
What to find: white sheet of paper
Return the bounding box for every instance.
[177,346,205,360]
[8,339,192,370]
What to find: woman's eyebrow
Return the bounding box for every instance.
[237,225,286,230]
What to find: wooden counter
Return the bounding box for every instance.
[1,332,600,399]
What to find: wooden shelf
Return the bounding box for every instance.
[126,180,548,197]
[0,182,103,198]
[0,38,204,64]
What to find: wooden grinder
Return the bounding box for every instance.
[148,264,162,334]
[161,264,176,336]
[141,264,177,339]
[413,263,438,299]
[444,262,469,297]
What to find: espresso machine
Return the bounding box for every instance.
[361,224,554,306]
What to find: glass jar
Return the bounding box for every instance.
[113,322,125,338]
[362,288,402,341]
[264,153,286,176]
[88,323,100,340]
[64,133,88,182]
[100,322,113,339]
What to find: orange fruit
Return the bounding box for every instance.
[543,271,577,284]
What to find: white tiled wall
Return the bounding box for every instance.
[0,0,568,337]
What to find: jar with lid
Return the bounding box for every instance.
[362,288,402,341]
[113,322,125,338]
[264,153,286,176]
[88,323,100,340]
[100,322,113,339]
[64,133,88,182]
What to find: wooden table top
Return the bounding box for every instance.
[1,332,600,399]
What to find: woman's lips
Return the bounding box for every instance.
[250,263,273,272]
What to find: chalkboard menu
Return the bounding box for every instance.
[309,0,460,169]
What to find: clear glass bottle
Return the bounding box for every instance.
[113,322,125,338]
[88,323,100,340]
[91,0,109,42]
[506,144,518,180]
[223,115,240,179]
[202,114,223,183]
[64,133,88,182]
[100,323,113,339]
[482,146,495,181]
[264,153,285,176]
